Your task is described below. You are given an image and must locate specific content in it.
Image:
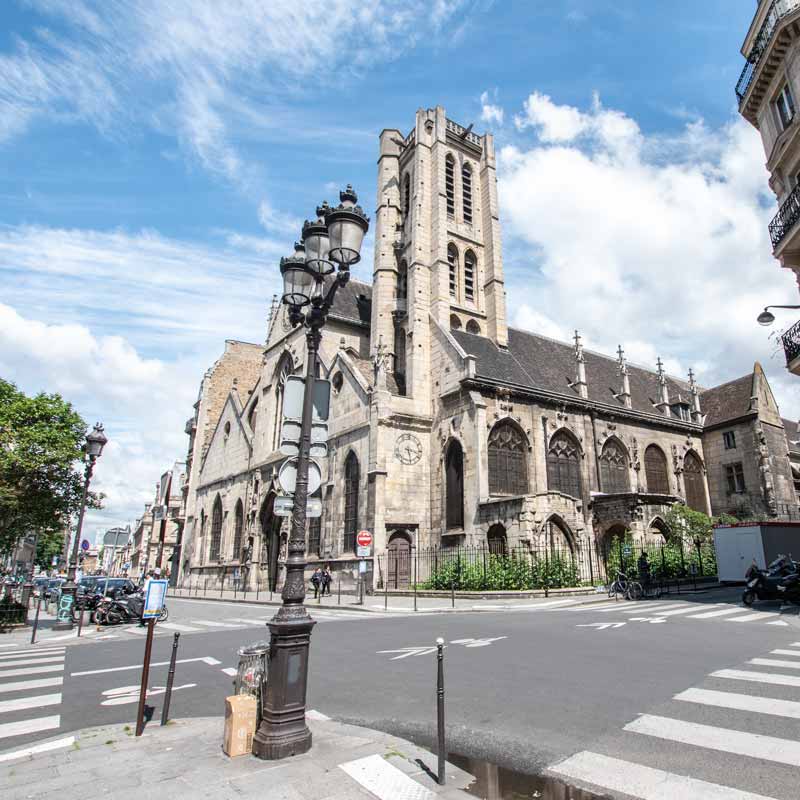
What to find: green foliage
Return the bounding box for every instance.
[0,379,102,557]
[604,532,717,581]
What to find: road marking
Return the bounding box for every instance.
[41,632,78,642]
[0,648,65,660]
[749,658,800,670]
[0,655,65,668]
[687,607,745,619]
[576,622,625,630]
[625,713,800,767]
[377,646,441,660]
[221,667,238,676]
[306,709,330,721]
[0,735,74,763]
[0,664,63,678]
[72,655,220,676]
[727,612,780,623]
[0,677,64,694]
[767,620,790,626]
[226,618,268,625]
[620,603,686,615]
[712,669,800,688]
[0,715,60,740]
[339,753,438,800]
[676,687,800,719]
[191,620,242,628]
[771,649,800,657]
[474,599,577,610]
[628,617,666,624]
[657,605,719,617]
[549,750,778,800]
[0,693,61,715]
[449,637,507,648]
[158,623,203,632]
[100,683,197,706]
[0,644,19,649]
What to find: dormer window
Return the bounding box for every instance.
[671,402,691,422]
[775,82,796,131]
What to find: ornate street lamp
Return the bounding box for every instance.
[757,304,800,326]
[53,422,107,630]
[252,186,368,760]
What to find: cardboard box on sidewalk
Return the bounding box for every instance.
[223,694,257,757]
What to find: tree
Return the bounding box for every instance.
[663,503,739,544]
[0,379,102,558]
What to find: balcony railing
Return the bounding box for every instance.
[782,318,800,365]
[736,0,800,105]
[769,180,800,248]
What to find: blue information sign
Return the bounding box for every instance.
[143,579,168,619]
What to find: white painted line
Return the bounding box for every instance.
[712,669,800,688]
[221,668,237,677]
[72,655,220,677]
[749,658,800,670]
[676,687,800,719]
[40,632,78,642]
[0,735,75,764]
[652,605,714,618]
[0,656,65,668]
[767,620,790,626]
[625,714,800,767]
[727,612,780,623]
[191,620,241,628]
[339,753,438,800]
[158,623,202,633]
[621,603,687,615]
[306,709,330,721]
[688,607,745,619]
[771,649,800,657]
[0,677,64,694]
[0,648,65,660]
[0,644,19,649]
[0,715,60,740]
[0,693,61,715]
[549,750,778,800]
[0,664,63,678]
[226,618,267,625]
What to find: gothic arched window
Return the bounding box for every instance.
[272,355,293,449]
[233,500,244,560]
[398,261,408,302]
[198,510,206,566]
[445,154,455,216]
[487,524,507,556]
[247,400,258,434]
[462,163,473,224]
[448,244,459,300]
[308,516,321,557]
[209,496,223,562]
[464,250,476,303]
[600,439,630,494]
[344,452,360,552]
[465,319,481,335]
[445,439,464,529]
[450,314,462,330]
[644,445,670,494]
[488,421,528,496]
[683,451,707,513]
[403,172,411,219]
[546,431,582,499]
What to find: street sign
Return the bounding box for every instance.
[622,545,632,557]
[356,530,373,548]
[282,376,330,422]
[273,497,322,518]
[359,560,367,574]
[143,579,168,619]
[81,539,90,551]
[277,458,322,496]
[357,546,371,558]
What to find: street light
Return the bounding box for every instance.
[53,422,107,630]
[757,304,800,326]
[252,186,368,761]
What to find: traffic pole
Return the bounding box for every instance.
[30,594,42,645]
[436,637,446,785]
[161,632,181,726]
[135,617,156,736]
[77,607,84,637]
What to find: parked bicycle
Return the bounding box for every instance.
[607,571,647,601]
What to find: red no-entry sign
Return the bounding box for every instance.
[357,530,373,548]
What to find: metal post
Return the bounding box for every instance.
[696,539,704,576]
[544,546,549,598]
[30,594,42,645]
[414,550,418,613]
[451,580,455,609]
[337,572,341,605]
[384,569,388,610]
[161,632,181,726]
[135,618,156,736]
[588,540,594,585]
[436,638,446,786]
[77,607,84,637]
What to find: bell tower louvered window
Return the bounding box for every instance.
[448,244,458,300]
[445,154,455,216]
[546,431,582,499]
[683,451,707,513]
[599,439,630,494]
[488,421,528,496]
[462,163,473,224]
[644,445,670,494]
[464,250,476,303]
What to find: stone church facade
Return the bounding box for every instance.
[178,106,800,592]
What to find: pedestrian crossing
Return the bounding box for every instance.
[548,640,800,799]
[0,646,66,750]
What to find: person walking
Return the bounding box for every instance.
[311,567,323,599]
[322,566,332,597]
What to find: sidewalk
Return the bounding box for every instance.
[0,604,102,649]
[0,714,477,800]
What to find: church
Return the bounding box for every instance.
[177,106,800,592]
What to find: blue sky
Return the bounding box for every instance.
[1,1,797,540]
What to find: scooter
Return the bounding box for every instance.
[95,589,168,625]
[742,555,800,606]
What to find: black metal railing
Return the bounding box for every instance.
[769,181,800,248]
[736,0,800,105]
[782,318,800,365]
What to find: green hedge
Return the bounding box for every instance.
[604,535,717,581]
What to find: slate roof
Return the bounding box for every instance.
[451,328,694,418]
[329,278,371,326]
[699,374,755,428]
[784,418,800,455]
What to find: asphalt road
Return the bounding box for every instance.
[5,590,800,799]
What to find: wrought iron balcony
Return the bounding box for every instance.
[770,180,800,249]
[782,318,800,367]
[736,0,800,106]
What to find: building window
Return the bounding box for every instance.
[448,244,459,300]
[464,250,476,303]
[394,324,406,396]
[599,439,630,494]
[233,500,244,560]
[398,261,408,302]
[776,83,796,131]
[198,511,206,566]
[308,516,321,557]
[671,403,690,422]
[247,400,258,434]
[546,431,582,499]
[465,319,481,335]
[449,314,462,330]
[403,172,411,219]
[332,371,343,393]
[445,439,464,529]
[488,421,528,496]
[725,462,746,494]
[487,524,507,556]
[209,496,223,562]
[462,163,473,224]
[644,445,670,494]
[723,431,736,450]
[684,451,707,513]
[445,154,455,216]
[344,452,359,552]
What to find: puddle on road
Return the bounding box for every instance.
[449,753,610,800]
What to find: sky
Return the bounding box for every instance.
[1,0,798,543]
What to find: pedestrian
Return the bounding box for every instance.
[322,566,332,597]
[311,567,322,599]
[637,551,651,593]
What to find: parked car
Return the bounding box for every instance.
[92,577,137,597]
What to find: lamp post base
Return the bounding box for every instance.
[252,611,316,760]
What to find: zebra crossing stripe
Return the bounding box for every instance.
[0,735,74,763]
[158,623,202,632]
[770,649,800,657]
[620,603,686,615]
[675,687,800,719]
[0,677,64,694]
[226,618,268,625]
[191,620,242,628]
[748,658,800,670]
[549,751,778,800]
[0,715,61,740]
[0,656,65,668]
[727,612,779,623]
[0,647,65,659]
[625,714,800,767]
[0,693,62,715]
[0,664,63,678]
[657,605,717,617]
[711,669,800,688]
[687,607,743,619]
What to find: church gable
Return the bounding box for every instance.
[198,391,252,485]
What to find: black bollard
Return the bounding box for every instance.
[30,594,42,645]
[161,632,181,726]
[77,607,84,638]
[436,637,446,785]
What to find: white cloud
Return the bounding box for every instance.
[480,90,504,126]
[499,93,800,420]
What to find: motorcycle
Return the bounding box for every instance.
[95,588,168,625]
[74,590,105,623]
[742,555,800,606]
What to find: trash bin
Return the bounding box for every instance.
[234,641,269,725]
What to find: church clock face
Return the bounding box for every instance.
[395,433,423,465]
